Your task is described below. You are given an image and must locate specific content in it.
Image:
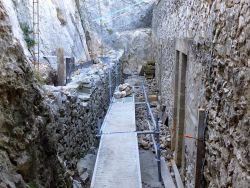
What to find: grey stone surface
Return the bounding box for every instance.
[91,95,141,188]
[3,0,155,80]
[114,28,153,74]
[77,154,96,178]
[44,50,123,170]
[139,150,163,188]
[78,0,155,53]
[152,0,250,187]
[78,0,155,73]
[0,2,71,187]
[2,0,90,64]
[92,133,141,188]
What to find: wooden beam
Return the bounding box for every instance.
[171,50,180,151]
[174,53,187,167]
[57,48,65,86]
[161,157,176,188]
[195,109,206,188]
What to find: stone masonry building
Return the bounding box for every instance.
[152,0,250,187]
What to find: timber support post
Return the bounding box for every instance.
[195,109,206,188]
[57,48,65,86]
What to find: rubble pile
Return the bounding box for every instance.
[114,83,133,99]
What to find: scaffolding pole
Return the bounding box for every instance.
[97,78,162,182]
[141,80,162,182]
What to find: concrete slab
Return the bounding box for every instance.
[91,133,141,188]
[91,95,141,188]
[160,157,176,188]
[139,150,163,188]
[101,96,136,134]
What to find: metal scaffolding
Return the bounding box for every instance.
[139,79,162,182]
[32,0,40,70]
[97,77,162,183]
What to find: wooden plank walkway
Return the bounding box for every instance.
[91,96,142,188]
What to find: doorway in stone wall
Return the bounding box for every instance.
[172,39,188,172]
[175,52,188,168]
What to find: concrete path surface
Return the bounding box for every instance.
[91,96,142,188]
[140,150,164,188]
[101,96,135,134]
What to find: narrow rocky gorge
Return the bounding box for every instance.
[0,2,70,187]
[0,0,249,188]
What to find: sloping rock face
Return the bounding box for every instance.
[78,0,155,58]
[114,28,153,74]
[152,0,250,187]
[0,2,70,187]
[3,0,90,66]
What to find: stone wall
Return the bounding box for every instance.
[44,52,123,171]
[152,0,250,187]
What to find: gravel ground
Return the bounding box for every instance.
[133,78,173,161]
[125,75,176,187]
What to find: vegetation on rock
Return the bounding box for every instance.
[20,23,35,50]
[56,8,67,25]
[27,181,39,188]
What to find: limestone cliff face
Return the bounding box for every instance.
[0,1,154,187]
[152,0,250,187]
[78,0,155,61]
[4,0,154,72]
[0,2,70,187]
[3,0,90,68]
[113,28,153,74]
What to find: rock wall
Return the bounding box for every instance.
[3,0,90,67]
[44,51,123,172]
[78,0,155,58]
[152,0,250,187]
[114,28,153,74]
[0,0,123,186]
[0,2,70,187]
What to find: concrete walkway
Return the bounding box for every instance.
[91,96,142,188]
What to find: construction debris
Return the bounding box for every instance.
[114,83,133,99]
